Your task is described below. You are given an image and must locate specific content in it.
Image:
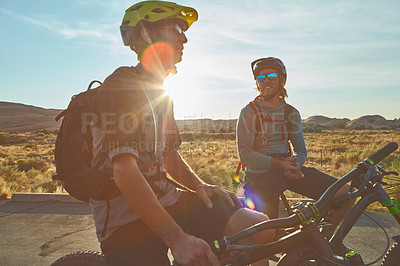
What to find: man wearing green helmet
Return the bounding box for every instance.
[89,2,274,265]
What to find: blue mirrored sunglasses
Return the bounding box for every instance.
[256,73,278,83]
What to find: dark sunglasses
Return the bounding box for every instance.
[256,73,278,83]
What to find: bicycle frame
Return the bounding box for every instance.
[219,222,348,265]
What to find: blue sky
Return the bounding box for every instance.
[1,0,399,120]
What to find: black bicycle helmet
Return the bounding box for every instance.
[251,57,287,86]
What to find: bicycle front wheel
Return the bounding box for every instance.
[51,250,107,266]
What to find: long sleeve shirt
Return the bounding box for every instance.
[236,99,307,174]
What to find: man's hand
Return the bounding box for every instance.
[283,157,304,181]
[170,234,220,266]
[195,183,237,209]
[272,156,304,181]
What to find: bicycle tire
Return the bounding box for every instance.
[381,242,400,266]
[51,250,107,266]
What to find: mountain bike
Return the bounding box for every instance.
[211,141,400,265]
[52,142,400,265]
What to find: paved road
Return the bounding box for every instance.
[0,198,98,266]
[0,195,399,266]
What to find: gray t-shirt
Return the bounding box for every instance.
[236,98,307,173]
[89,66,182,242]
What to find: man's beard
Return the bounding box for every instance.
[260,86,280,101]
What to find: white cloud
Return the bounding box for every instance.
[182,0,400,98]
[1,7,119,44]
[2,1,399,119]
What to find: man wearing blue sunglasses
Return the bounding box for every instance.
[236,57,350,241]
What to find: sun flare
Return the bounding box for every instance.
[164,67,200,120]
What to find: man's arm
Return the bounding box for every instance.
[276,108,305,180]
[163,150,235,208]
[113,153,220,265]
[237,107,276,171]
[289,109,307,166]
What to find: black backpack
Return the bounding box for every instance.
[53,80,121,202]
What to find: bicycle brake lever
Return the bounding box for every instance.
[386,171,399,176]
[377,165,398,176]
[379,180,390,186]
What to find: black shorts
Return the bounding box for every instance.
[100,191,241,266]
[244,166,337,218]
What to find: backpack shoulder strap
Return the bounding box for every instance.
[284,103,294,133]
[248,96,264,132]
[284,103,295,156]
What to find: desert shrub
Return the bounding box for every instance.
[15,158,48,172]
[345,150,362,165]
[0,134,9,145]
[0,192,8,199]
[330,164,355,178]
[35,129,54,135]
[0,164,56,195]
[0,165,26,183]
[332,155,347,169]
[0,177,11,199]
[23,143,38,150]
[35,131,45,137]
[0,165,27,193]
[36,181,58,193]
[25,169,55,192]
[194,164,237,192]
[304,127,323,133]
[14,137,28,144]
[25,169,44,179]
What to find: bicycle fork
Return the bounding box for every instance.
[329,183,397,263]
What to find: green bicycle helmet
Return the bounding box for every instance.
[120,1,198,46]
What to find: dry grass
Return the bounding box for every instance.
[0,130,59,198]
[0,130,399,212]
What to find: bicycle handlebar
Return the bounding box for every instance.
[220,142,398,247]
[366,142,398,166]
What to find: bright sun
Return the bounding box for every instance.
[163,67,200,120]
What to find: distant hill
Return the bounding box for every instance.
[303,114,400,130]
[0,102,62,132]
[345,115,400,130]
[0,102,399,132]
[303,115,350,128]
